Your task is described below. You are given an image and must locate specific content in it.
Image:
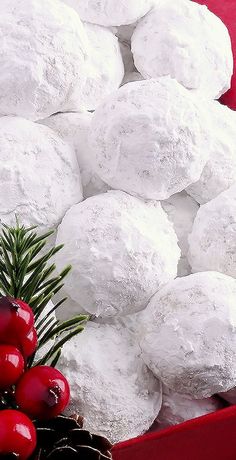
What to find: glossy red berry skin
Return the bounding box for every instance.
[0,345,24,389]
[21,328,38,359]
[0,410,36,459]
[0,297,34,345]
[15,365,70,420]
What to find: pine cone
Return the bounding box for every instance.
[0,389,17,411]
[31,415,113,460]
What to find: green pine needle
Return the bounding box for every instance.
[0,221,88,367]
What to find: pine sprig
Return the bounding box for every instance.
[0,221,88,366]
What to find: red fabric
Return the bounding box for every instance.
[112,406,236,460]
[194,0,236,110]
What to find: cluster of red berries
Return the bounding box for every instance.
[0,297,70,460]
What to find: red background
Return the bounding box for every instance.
[195,0,236,110]
[112,2,236,458]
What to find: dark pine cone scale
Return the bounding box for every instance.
[30,415,113,460]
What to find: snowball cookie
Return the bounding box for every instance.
[156,386,224,430]
[0,0,90,121]
[0,116,82,231]
[79,23,124,110]
[132,0,233,99]
[90,77,210,200]
[59,321,162,443]
[39,111,109,199]
[186,102,236,204]
[161,192,199,277]
[55,190,180,317]
[139,272,236,398]
[62,0,154,27]
[188,185,236,277]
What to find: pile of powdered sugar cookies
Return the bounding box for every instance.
[1,0,236,444]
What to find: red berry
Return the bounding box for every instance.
[21,328,38,359]
[0,297,34,345]
[15,365,70,420]
[0,410,36,459]
[0,345,24,389]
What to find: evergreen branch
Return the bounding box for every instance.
[50,349,62,368]
[0,221,88,368]
[36,264,57,286]
[38,316,88,348]
[35,324,85,366]
[45,283,65,303]
[34,297,68,331]
[33,293,59,319]
[37,316,58,339]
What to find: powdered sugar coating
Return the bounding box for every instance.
[0,116,82,231]
[156,386,223,430]
[55,190,180,317]
[0,0,90,121]
[59,321,162,443]
[62,0,154,26]
[79,23,124,110]
[139,272,236,398]
[188,185,236,277]
[39,111,109,198]
[186,102,236,204]
[90,77,210,200]
[161,192,199,277]
[131,0,233,99]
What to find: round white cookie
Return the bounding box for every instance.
[131,0,233,99]
[0,116,82,231]
[188,185,236,277]
[62,0,154,27]
[79,23,124,110]
[90,77,210,200]
[139,272,236,398]
[39,111,109,199]
[55,190,180,317]
[156,386,224,430]
[186,102,236,204]
[59,321,162,443]
[0,0,89,120]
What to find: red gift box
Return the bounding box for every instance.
[112,2,236,459]
[112,405,236,460]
